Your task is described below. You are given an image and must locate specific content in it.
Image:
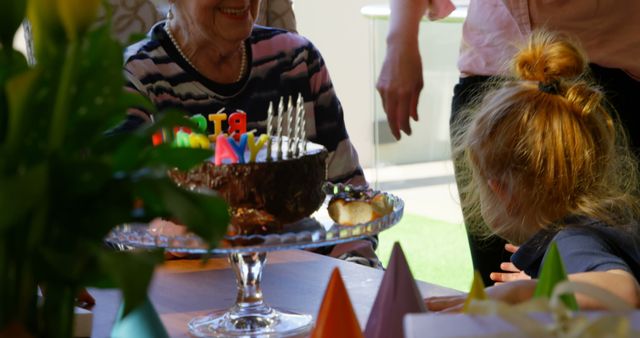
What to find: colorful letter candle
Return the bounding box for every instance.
[228,110,247,141]
[214,134,239,165]
[247,132,268,162]
[208,108,227,140]
[191,114,208,133]
[228,133,248,164]
[152,132,163,146]
[174,130,191,148]
[189,133,210,149]
[311,268,364,338]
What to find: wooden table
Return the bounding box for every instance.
[90,250,460,337]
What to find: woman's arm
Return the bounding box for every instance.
[376,0,454,140]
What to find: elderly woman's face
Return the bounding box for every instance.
[174,0,260,43]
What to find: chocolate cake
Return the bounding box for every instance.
[169,137,328,234]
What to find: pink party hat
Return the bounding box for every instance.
[364,242,426,338]
[311,268,364,338]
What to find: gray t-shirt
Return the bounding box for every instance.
[511,217,640,281]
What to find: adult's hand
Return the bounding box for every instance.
[376,41,423,140]
[490,243,531,285]
[425,279,538,312]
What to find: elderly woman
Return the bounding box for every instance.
[120,0,380,266]
[121,0,364,185]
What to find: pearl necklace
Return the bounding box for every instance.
[164,24,247,83]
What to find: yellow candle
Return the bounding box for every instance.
[208,109,227,140]
[189,133,210,149]
[247,132,269,162]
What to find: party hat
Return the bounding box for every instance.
[111,297,169,338]
[533,242,578,310]
[311,268,364,338]
[462,270,487,312]
[364,242,426,338]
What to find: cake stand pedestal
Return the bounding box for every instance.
[106,190,404,337]
[189,251,312,337]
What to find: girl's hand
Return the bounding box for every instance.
[490,244,531,285]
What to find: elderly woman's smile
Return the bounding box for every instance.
[166,0,260,83]
[219,6,250,19]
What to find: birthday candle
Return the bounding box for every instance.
[174,130,191,148]
[248,132,269,162]
[298,96,307,153]
[286,96,293,158]
[292,95,302,157]
[228,110,247,141]
[191,114,208,133]
[189,133,210,149]
[214,134,239,165]
[276,97,284,160]
[208,108,227,141]
[266,102,273,161]
[228,133,248,164]
[293,93,304,157]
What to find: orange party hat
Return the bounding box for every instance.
[364,242,426,338]
[311,268,364,338]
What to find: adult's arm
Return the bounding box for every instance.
[376,0,454,140]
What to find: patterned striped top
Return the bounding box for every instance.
[122,22,365,184]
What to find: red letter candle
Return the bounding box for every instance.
[227,110,247,141]
[214,134,239,165]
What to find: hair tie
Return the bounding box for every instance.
[538,80,561,95]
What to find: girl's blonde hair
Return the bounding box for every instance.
[453,30,640,241]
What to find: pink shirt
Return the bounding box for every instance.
[427,0,640,79]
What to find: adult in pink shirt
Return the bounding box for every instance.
[377,0,640,286]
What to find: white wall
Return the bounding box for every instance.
[294,0,388,168]
[294,1,465,169]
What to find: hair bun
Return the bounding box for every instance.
[565,83,604,117]
[513,31,587,83]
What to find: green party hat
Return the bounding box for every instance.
[111,297,170,338]
[533,242,578,310]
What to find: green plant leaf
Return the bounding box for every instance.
[4,68,41,150]
[99,250,164,316]
[110,111,212,172]
[145,145,214,171]
[0,0,27,48]
[133,177,230,247]
[47,157,134,241]
[0,162,47,231]
[0,49,28,84]
[0,49,28,143]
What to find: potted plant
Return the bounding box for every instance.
[0,0,229,336]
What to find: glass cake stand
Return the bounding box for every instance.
[105,188,404,337]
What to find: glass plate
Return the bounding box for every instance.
[106,192,403,254]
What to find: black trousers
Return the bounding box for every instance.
[450,65,640,286]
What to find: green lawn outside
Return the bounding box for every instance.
[376,213,474,292]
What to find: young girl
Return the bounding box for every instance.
[429,31,640,310]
